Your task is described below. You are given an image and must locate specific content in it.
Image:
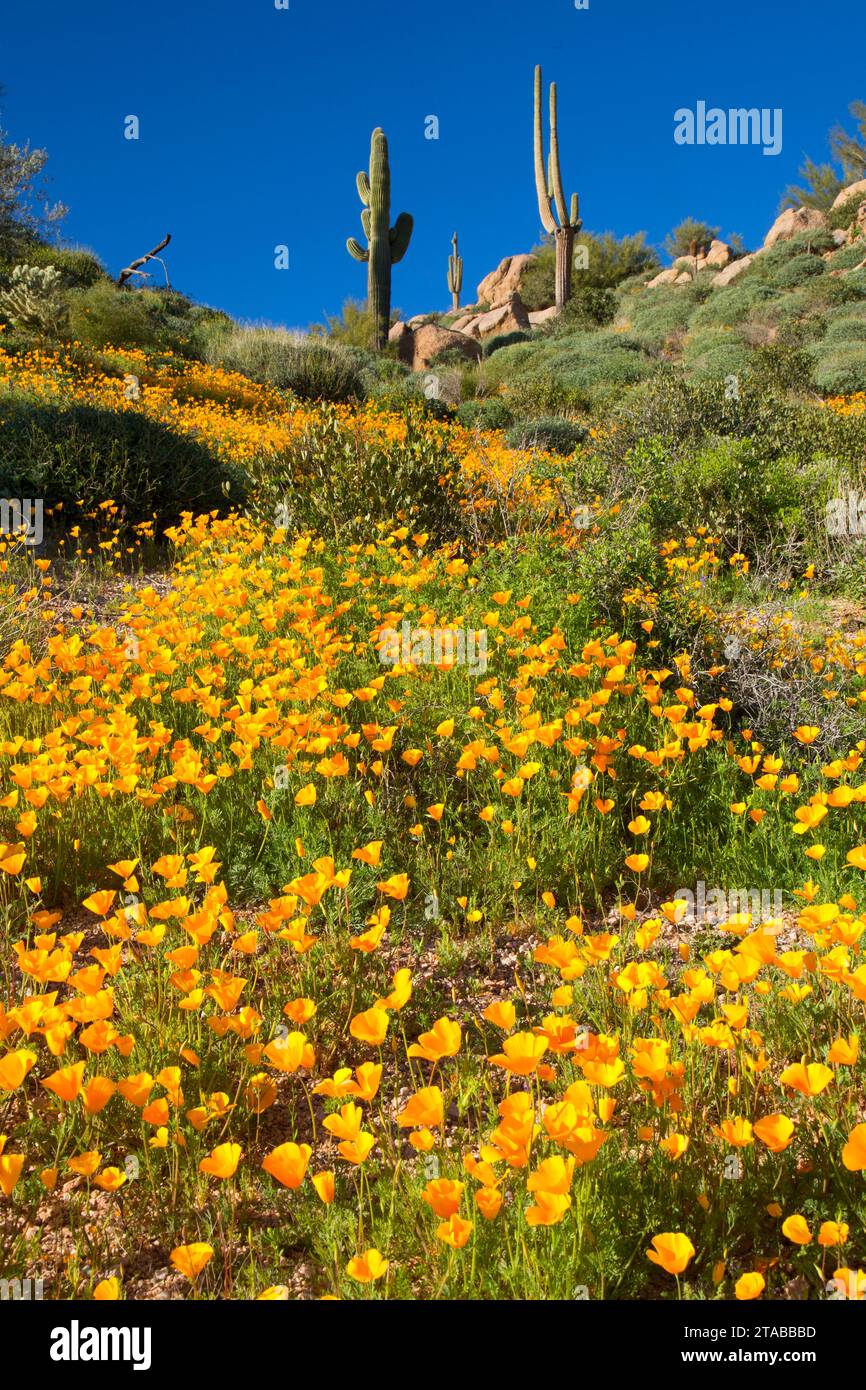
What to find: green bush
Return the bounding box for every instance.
[829,191,866,231]
[810,341,866,393]
[827,240,866,271]
[67,282,163,349]
[0,397,245,529]
[205,326,364,402]
[772,253,827,289]
[663,218,721,260]
[682,329,752,381]
[27,243,106,288]
[505,415,588,455]
[823,313,866,343]
[691,282,776,328]
[748,342,815,393]
[246,403,466,545]
[499,374,592,417]
[456,398,514,430]
[482,331,531,358]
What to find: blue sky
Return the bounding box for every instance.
[3,0,862,328]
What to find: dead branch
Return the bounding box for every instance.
[118,233,172,288]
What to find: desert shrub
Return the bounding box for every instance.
[747,232,835,287]
[27,243,106,288]
[772,253,827,289]
[691,282,776,328]
[663,218,721,259]
[537,331,656,395]
[519,245,555,311]
[456,398,513,430]
[0,397,245,528]
[682,329,752,381]
[827,240,866,271]
[594,368,866,473]
[553,286,618,330]
[67,281,163,349]
[829,190,866,230]
[246,403,466,545]
[505,415,587,455]
[571,511,667,628]
[499,374,592,417]
[482,331,531,358]
[520,230,660,311]
[809,341,866,392]
[205,326,363,402]
[748,342,815,393]
[621,284,700,348]
[823,313,866,343]
[313,297,379,349]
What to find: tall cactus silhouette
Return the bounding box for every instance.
[347,128,413,350]
[447,231,463,312]
[533,65,581,311]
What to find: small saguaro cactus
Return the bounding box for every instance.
[533,64,581,311]
[347,127,413,350]
[447,231,463,312]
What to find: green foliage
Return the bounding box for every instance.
[520,230,660,312]
[505,414,587,454]
[455,397,513,430]
[27,243,105,288]
[0,396,244,528]
[246,403,466,545]
[313,297,379,351]
[554,286,617,330]
[663,218,721,260]
[809,340,866,393]
[772,253,827,290]
[0,111,67,260]
[205,325,364,402]
[829,190,866,230]
[482,330,531,357]
[690,282,777,328]
[67,282,163,349]
[782,158,845,212]
[682,328,752,381]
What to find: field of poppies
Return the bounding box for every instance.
[0,341,865,1302]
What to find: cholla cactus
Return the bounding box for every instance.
[0,264,67,336]
[447,231,463,312]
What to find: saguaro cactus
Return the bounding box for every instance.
[533,65,581,310]
[347,128,413,350]
[447,231,463,312]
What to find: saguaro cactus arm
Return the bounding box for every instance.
[347,237,369,262]
[534,66,557,235]
[390,212,413,263]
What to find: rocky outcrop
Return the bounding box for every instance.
[475,255,537,310]
[831,178,866,210]
[705,238,733,268]
[528,306,560,327]
[712,254,755,288]
[388,320,480,372]
[763,205,827,248]
[455,293,532,341]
